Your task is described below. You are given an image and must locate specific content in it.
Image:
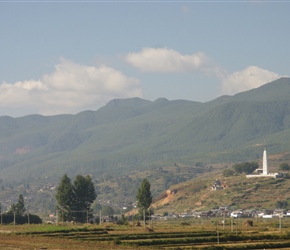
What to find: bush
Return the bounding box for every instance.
[276,200,288,209]
[279,163,290,171]
[116,214,128,225]
[223,169,234,177]
[1,213,42,224]
[180,222,190,226]
[232,162,258,174]
[113,237,121,245]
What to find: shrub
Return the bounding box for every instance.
[223,169,234,177]
[279,162,290,171]
[1,213,42,224]
[116,215,128,225]
[113,237,121,245]
[233,162,258,174]
[180,222,190,226]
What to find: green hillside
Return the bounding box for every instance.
[0,77,290,183]
[1,77,290,216]
[152,151,290,213]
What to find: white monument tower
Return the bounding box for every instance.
[262,149,268,175]
[247,149,282,178]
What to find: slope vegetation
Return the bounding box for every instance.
[0,77,289,183]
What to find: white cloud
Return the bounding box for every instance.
[126,47,228,81]
[125,48,281,98]
[0,59,141,116]
[126,47,209,73]
[125,47,283,98]
[221,66,281,95]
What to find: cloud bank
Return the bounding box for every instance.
[221,66,280,95]
[126,47,282,96]
[0,48,284,117]
[126,47,209,73]
[0,59,141,116]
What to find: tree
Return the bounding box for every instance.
[136,179,152,224]
[56,174,97,223]
[102,205,114,216]
[163,211,168,217]
[71,175,97,223]
[223,169,234,177]
[9,194,26,216]
[232,162,258,174]
[117,214,128,225]
[276,200,288,209]
[56,174,74,222]
[279,162,290,171]
[91,201,102,213]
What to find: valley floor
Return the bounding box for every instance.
[2,218,290,249]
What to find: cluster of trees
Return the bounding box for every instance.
[232,162,259,174]
[2,175,152,225]
[9,194,26,215]
[276,200,289,209]
[56,174,96,223]
[279,163,290,171]
[223,162,259,177]
[1,194,42,224]
[224,162,290,177]
[55,175,152,225]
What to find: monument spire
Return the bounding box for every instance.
[263,148,268,175]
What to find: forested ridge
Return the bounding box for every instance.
[0,77,290,215]
[0,77,289,181]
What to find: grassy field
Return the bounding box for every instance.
[2,217,290,249]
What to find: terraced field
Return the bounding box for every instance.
[2,218,290,249]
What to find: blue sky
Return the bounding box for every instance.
[0,1,289,117]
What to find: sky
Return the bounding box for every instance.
[0,0,289,117]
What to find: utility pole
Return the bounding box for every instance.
[56,209,58,226]
[217,222,219,245]
[143,208,146,228]
[86,209,89,224]
[0,204,2,225]
[99,210,102,226]
[149,209,151,228]
[27,211,30,225]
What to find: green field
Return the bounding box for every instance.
[2,217,290,249]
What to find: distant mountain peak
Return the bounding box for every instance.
[154,98,169,104]
[103,97,151,109]
[232,77,290,102]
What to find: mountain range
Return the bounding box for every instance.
[0,77,290,184]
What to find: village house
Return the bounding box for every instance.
[211,180,225,191]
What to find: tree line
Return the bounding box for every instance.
[1,174,152,225]
[55,174,152,224]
